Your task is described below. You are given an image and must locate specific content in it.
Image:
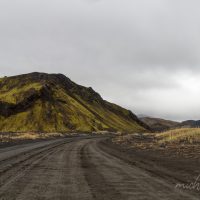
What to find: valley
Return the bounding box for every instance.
[0,73,199,200]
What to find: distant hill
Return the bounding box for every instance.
[178,120,200,128]
[0,72,148,133]
[139,117,180,132]
[137,114,150,118]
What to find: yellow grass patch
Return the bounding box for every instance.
[0,132,69,143]
[157,128,200,144]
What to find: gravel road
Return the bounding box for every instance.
[0,137,198,200]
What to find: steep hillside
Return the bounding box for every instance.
[140,117,179,132]
[0,72,148,133]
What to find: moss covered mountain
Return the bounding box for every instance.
[0,72,148,133]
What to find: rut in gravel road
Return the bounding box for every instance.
[0,137,198,200]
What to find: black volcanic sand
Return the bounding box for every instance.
[104,137,200,196]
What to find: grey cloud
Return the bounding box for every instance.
[0,0,200,121]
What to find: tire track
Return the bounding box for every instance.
[81,138,199,200]
[81,141,122,200]
[0,137,94,200]
[0,139,73,198]
[0,137,198,200]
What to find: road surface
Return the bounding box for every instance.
[0,136,198,200]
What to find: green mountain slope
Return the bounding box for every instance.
[0,72,148,133]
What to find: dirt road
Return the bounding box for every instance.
[0,137,198,200]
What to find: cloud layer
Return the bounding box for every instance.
[0,0,200,121]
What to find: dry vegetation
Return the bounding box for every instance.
[156,128,200,144]
[112,133,156,150]
[0,132,72,144]
[112,128,200,158]
[113,128,200,146]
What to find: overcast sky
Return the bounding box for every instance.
[0,0,200,121]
